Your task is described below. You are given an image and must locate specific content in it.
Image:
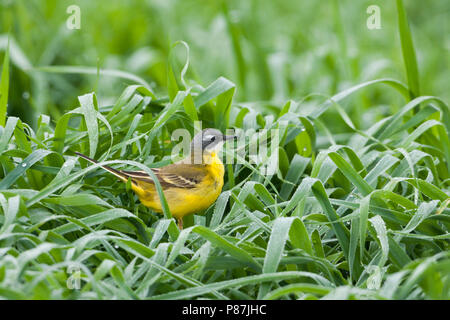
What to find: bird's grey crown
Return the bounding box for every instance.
[190,128,224,152]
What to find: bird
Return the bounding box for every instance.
[75,128,236,229]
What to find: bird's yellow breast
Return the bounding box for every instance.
[133,152,224,218]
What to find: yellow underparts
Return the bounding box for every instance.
[131,152,224,219]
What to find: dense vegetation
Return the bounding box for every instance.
[0,0,449,299]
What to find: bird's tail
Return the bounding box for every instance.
[74,152,129,182]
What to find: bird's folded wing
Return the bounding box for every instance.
[121,164,206,189]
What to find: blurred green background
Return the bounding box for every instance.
[0,0,449,128]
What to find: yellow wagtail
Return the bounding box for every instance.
[75,128,236,229]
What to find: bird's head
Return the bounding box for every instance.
[190,128,236,159]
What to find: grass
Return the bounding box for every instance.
[0,0,449,300]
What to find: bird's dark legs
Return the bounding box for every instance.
[177,217,183,230]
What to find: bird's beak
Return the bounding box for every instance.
[223,134,237,141]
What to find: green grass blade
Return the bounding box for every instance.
[0,37,9,127]
[396,0,420,99]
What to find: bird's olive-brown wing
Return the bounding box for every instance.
[120,163,207,189]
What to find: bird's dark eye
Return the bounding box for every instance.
[211,136,215,141]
